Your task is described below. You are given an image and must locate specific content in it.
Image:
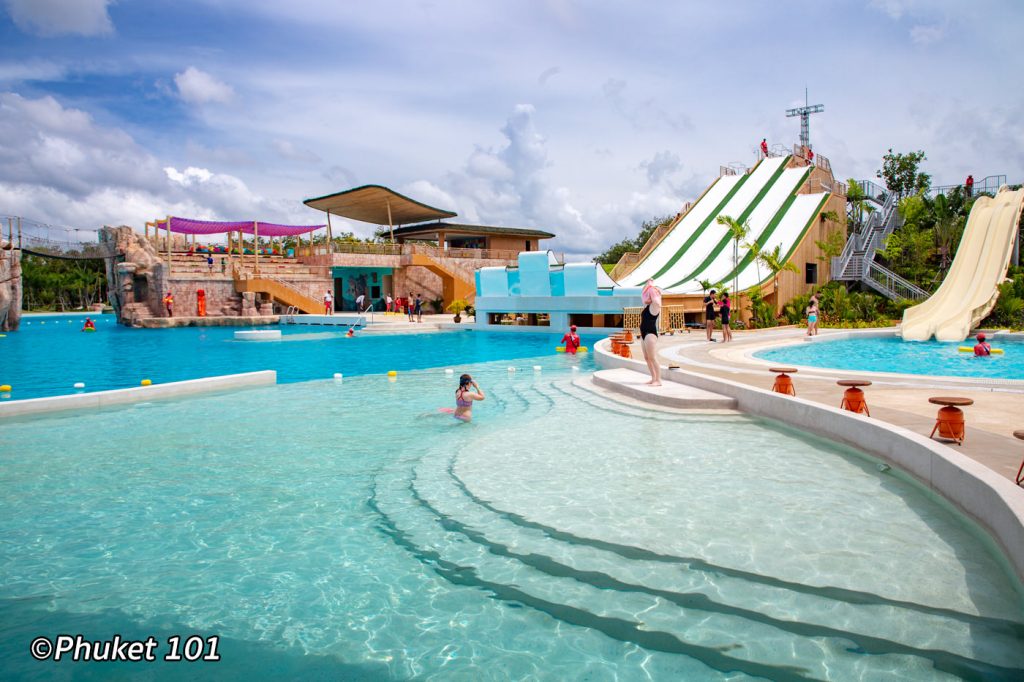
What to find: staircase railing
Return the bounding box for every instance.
[865,262,928,300]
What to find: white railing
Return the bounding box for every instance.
[866,262,928,300]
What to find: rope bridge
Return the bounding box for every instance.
[2,216,113,259]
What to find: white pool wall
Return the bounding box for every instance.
[0,370,277,419]
[595,340,1024,585]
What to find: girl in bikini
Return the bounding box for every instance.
[440,374,485,422]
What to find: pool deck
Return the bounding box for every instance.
[622,326,1024,484]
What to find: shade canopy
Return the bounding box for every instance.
[161,217,325,237]
[303,185,457,225]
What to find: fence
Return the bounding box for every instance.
[622,305,691,333]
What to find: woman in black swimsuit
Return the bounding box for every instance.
[720,292,732,343]
[640,279,662,386]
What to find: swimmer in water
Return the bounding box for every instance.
[973,332,991,356]
[441,373,485,422]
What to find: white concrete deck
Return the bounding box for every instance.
[592,368,737,410]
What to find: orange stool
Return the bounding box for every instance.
[838,379,872,416]
[928,397,974,446]
[769,367,798,396]
[1014,431,1024,487]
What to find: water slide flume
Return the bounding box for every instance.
[900,187,1024,342]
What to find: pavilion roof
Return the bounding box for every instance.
[158,217,324,237]
[303,185,456,225]
[391,222,555,239]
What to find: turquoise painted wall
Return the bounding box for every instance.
[331,266,393,311]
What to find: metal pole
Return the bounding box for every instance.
[254,221,260,274]
[325,211,333,255]
[386,198,394,243]
[165,216,172,276]
[17,216,22,249]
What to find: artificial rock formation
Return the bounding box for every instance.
[100,226,168,326]
[0,240,22,331]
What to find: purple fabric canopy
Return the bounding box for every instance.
[163,217,325,237]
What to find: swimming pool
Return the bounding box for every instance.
[1,314,594,400]
[755,334,1023,380]
[2,357,1021,679]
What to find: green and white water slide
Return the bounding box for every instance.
[618,156,830,293]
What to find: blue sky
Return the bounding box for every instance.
[1,0,1022,258]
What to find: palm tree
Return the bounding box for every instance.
[845,179,876,234]
[758,244,800,308]
[716,215,751,297]
[743,239,764,289]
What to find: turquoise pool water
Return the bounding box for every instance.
[756,335,1023,380]
[1,357,1022,680]
[1,314,594,400]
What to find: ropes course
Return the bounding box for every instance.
[1,215,114,260]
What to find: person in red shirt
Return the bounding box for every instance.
[561,325,581,354]
[807,147,815,164]
[973,332,991,356]
[760,138,768,158]
[965,174,974,197]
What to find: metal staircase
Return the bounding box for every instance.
[832,182,929,301]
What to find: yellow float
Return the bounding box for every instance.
[958,346,1004,354]
[140,379,153,386]
[555,346,588,353]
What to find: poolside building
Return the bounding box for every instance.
[103,185,557,326]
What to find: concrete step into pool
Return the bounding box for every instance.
[591,368,738,410]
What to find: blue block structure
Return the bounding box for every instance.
[474,251,642,332]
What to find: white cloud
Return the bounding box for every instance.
[406,104,690,261]
[174,67,234,105]
[910,23,944,46]
[271,139,321,164]
[0,92,311,231]
[5,0,114,37]
[639,150,683,186]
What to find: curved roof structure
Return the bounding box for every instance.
[303,184,456,225]
[389,222,555,240]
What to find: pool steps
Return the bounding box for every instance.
[368,376,1024,679]
[591,367,737,410]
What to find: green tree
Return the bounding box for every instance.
[845,178,876,233]
[715,214,750,296]
[877,149,931,198]
[593,215,674,265]
[757,244,800,300]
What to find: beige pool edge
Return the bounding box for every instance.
[594,340,1024,586]
[0,370,277,419]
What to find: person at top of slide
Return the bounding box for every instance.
[640,279,662,386]
[561,324,581,354]
[760,138,768,158]
[973,332,991,356]
[965,174,974,197]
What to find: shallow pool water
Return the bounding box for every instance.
[1,356,1021,680]
[1,314,595,400]
[755,335,1023,380]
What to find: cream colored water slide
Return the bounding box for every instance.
[900,187,1024,342]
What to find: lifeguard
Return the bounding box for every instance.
[163,291,174,317]
[560,325,581,355]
